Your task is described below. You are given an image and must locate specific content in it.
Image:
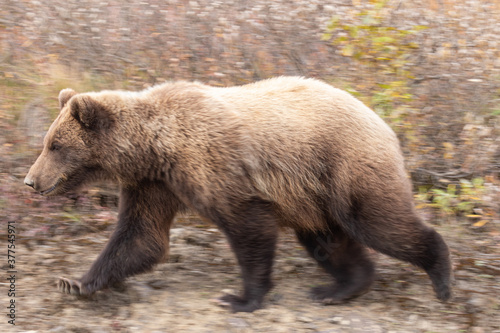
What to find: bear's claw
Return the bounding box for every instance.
[311,283,371,305]
[57,277,84,296]
[217,294,263,313]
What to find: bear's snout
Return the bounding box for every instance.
[24,176,35,188]
[24,150,66,195]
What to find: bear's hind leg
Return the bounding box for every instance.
[348,198,452,302]
[360,219,452,301]
[296,227,375,304]
[58,181,180,296]
[213,199,278,313]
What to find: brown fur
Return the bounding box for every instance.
[25,77,452,312]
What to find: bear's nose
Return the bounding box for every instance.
[24,176,35,188]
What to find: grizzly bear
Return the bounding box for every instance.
[24,77,451,312]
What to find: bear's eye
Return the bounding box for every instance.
[50,143,62,151]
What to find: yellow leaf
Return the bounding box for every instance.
[466,214,482,218]
[443,142,454,149]
[472,220,489,227]
[341,45,355,57]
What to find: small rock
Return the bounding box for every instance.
[221,288,236,295]
[468,294,488,308]
[273,311,296,324]
[328,316,343,324]
[297,316,313,323]
[147,279,170,290]
[281,265,296,273]
[417,320,431,330]
[303,323,317,330]
[227,317,249,328]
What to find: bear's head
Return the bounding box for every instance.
[24,89,115,195]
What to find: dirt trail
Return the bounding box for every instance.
[3,198,499,333]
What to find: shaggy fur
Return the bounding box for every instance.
[25,77,452,312]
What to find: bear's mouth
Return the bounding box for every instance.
[40,178,62,196]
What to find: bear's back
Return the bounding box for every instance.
[208,77,399,160]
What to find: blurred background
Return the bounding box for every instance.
[1,0,499,332]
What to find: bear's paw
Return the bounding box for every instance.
[217,294,263,313]
[311,283,372,305]
[57,277,88,296]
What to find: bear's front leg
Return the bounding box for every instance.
[214,199,278,312]
[57,181,181,296]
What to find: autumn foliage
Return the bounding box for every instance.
[1,0,499,224]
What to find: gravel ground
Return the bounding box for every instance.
[2,179,499,332]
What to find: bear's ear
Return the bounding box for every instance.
[69,95,113,131]
[58,88,77,110]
